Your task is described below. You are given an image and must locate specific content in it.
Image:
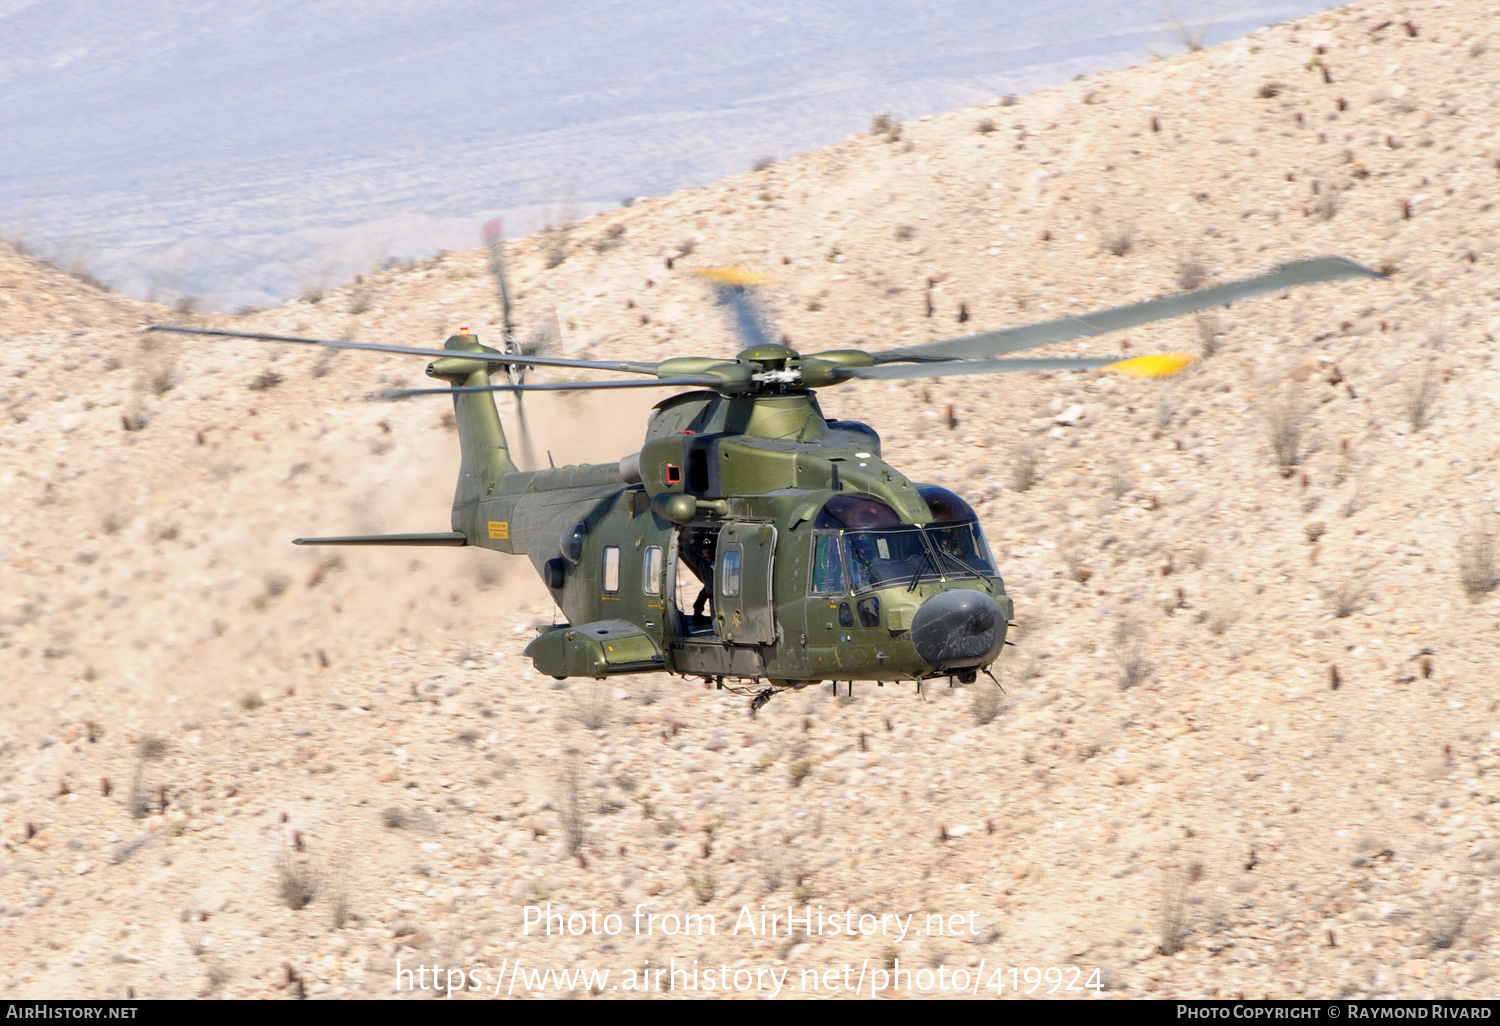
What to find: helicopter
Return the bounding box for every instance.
[149,249,1381,709]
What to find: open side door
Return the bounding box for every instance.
[714,521,777,645]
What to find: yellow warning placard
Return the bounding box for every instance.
[487,521,510,540]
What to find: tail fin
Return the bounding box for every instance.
[425,333,519,535]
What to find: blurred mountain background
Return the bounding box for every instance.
[0,0,1329,311]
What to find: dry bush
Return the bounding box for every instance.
[1114,618,1150,689]
[1199,594,1238,635]
[1458,519,1498,600]
[1167,3,1213,52]
[751,156,776,172]
[1177,252,1207,291]
[238,691,264,712]
[871,112,901,141]
[1195,312,1221,357]
[1339,471,1368,518]
[788,757,813,787]
[1430,906,1469,951]
[1100,224,1135,257]
[1108,464,1135,499]
[1314,187,1340,221]
[971,685,1003,725]
[687,868,718,904]
[1325,575,1368,618]
[274,842,318,910]
[1010,442,1040,492]
[1262,386,1307,466]
[347,280,374,315]
[571,681,612,730]
[381,806,408,829]
[975,118,996,134]
[137,338,179,397]
[1404,361,1439,431]
[1062,546,1088,583]
[328,858,353,929]
[1159,868,1191,955]
[556,757,587,855]
[755,848,786,892]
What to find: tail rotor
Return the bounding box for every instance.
[483,219,539,469]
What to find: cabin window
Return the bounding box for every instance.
[721,549,742,598]
[811,532,846,594]
[602,546,621,593]
[643,546,663,595]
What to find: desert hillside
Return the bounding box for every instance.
[3,0,1500,999]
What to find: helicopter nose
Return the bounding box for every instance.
[910,589,1006,672]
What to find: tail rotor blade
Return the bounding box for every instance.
[512,393,539,471]
[482,219,517,353]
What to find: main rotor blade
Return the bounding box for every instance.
[379,375,723,399]
[691,267,776,350]
[142,325,660,375]
[873,256,1382,363]
[839,356,1120,381]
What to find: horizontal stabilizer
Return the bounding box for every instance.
[292,532,468,546]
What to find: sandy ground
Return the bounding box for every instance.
[3,0,1500,999]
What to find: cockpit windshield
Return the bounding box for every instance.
[813,489,998,592]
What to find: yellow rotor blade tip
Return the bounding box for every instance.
[690,266,776,287]
[1106,352,1198,380]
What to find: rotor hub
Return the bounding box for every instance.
[736,343,800,370]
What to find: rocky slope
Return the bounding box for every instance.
[2,0,1499,999]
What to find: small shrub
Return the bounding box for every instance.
[1177,252,1207,291]
[1100,224,1135,257]
[1168,4,1212,52]
[1314,187,1340,221]
[1263,386,1307,466]
[1114,618,1150,689]
[1195,312,1221,357]
[687,868,717,904]
[975,118,996,134]
[1304,522,1326,543]
[571,682,611,730]
[756,848,785,891]
[1159,868,1190,955]
[381,806,408,829]
[1109,465,1135,499]
[971,685,1003,725]
[788,757,813,787]
[1335,480,1361,519]
[274,843,318,910]
[1458,520,1498,600]
[1404,361,1438,431]
[238,691,264,712]
[1431,906,1468,950]
[1010,442,1040,492]
[556,758,587,855]
[752,156,776,172]
[1326,576,1367,618]
[894,224,916,240]
[999,94,1019,107]
[1258,82,1282,99]
[871,112,901,141]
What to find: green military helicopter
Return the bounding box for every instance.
[150,252,1380,709]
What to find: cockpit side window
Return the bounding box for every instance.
[811,532,846,594]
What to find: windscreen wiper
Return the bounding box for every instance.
[937,547,995,592]
[906,542,935,592]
